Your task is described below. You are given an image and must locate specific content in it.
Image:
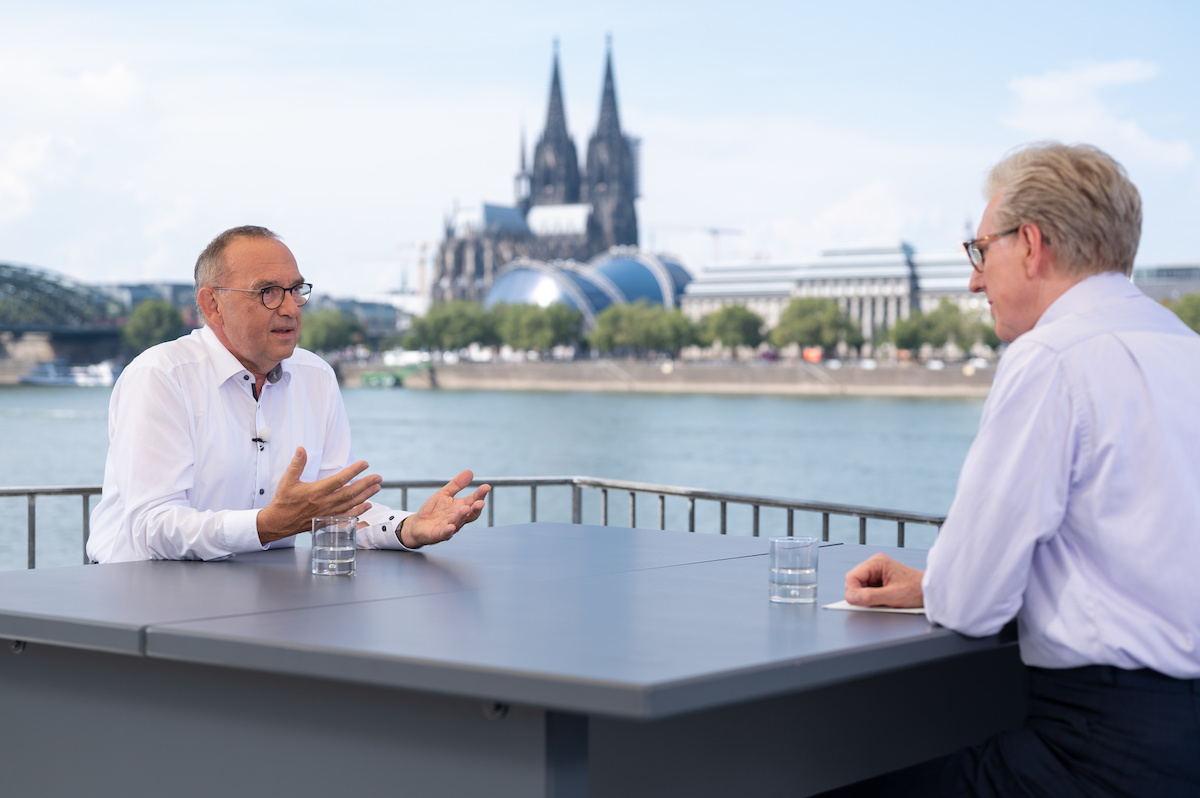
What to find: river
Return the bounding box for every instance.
[0,384,985,570]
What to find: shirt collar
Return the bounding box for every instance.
[198,325,293,388]
[1035,271,1141,330]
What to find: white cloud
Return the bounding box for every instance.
[1003,60,1193,168]
[0,135,59,223]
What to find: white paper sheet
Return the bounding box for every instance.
[823,600,927,615]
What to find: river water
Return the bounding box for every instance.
[0,384,985,571]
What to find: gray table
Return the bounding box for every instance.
[0,523,1025,797]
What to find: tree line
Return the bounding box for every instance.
[118,292,1200,358]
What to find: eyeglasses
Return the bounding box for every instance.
[211,282,312,309]
[963,228,1019,273]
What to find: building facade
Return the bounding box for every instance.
[680,245,984,343]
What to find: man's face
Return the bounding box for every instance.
[968,196,1040,343]
[203,236,304,378]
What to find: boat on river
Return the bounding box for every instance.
[19,359,122,387]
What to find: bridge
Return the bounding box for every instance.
[0,262,124,375]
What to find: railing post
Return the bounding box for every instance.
[752,504,760,537]
[897,521,906,548]
[720,501,727,535]
[859,516,867,545]
[488,490,495,527]
[628,492,636,528]
[657,495,665,530]
[822,512,830,542]
[571,485,582,525]
[601,488,608,526]
[401,487,408,512]
[530,485,537,523]
[82,494,91,565]
[787,509,794,537]
[688,497,696,533]
[27,494,36,570]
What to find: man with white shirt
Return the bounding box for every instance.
[88,225,489,564]
[828,143,1200,796]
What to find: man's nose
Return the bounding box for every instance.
[968,268,985,293]
[277,291,301,314]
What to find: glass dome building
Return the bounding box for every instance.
[483,247,692,329]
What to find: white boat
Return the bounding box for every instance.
[19,359,122,387]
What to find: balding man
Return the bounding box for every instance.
[88,226,488,563]
[827,143,1200,796]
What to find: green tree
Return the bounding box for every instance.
[404,301,498,351]
[655,308,701,354]
[890,299,974,352]
[590,301,697,357]
[494,303,583,351]
[769,298,860,352]
[300,308,365,352]
[1167,293,1200,334]
[123,299,187,354]
[703,305,764,350]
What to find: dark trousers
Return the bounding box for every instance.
[817,665,1200,797]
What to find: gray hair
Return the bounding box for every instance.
[985,142,1141,277]
[193,225,281,290]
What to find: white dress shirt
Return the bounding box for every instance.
[88,326,411,563]
[923,272,1200,678]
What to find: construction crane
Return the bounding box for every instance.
[395,241,439,297]
[653,225,743,261]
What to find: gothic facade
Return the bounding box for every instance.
[434,43,640,303]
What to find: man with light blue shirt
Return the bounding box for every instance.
[88,225,489,563]
[830,143,1200,796]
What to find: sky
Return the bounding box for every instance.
[1,0,1198,299]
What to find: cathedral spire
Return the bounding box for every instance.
[529,39,581,206]
[543,39,570,144]
[595,34,622,138]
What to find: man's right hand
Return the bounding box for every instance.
[844,553,926,608]
[255,447,383,544]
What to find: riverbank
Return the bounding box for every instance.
[338,359,994,397]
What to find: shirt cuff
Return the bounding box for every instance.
[225,509,269,554]
[359,511,416,551]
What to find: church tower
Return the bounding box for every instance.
[583,37,639,250]
[527,43,581,208]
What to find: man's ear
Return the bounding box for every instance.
[1020,223,1054,280]
[197,287,222,328]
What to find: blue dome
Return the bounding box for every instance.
[483,249,693,329]
[586,248,692,308]
[485,266,573,309]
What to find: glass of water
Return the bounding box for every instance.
[769,536,818,603]
[312,517,356,576]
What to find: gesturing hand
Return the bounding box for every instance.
[844,553,926,608]
[256,447,383,544]
[399,470,490,549]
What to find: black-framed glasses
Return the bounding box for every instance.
[963,228,1019,272]
[212,282,312,309]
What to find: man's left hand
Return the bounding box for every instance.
[399,470,491,549]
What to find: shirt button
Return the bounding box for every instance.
[389,515,395,520]
[382,526,387,532]
[258,489,264,495]
[243,375,250,380]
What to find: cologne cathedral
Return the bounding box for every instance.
[433,42,641,302]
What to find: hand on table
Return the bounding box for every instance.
[844,553,925,608]
[256,447,382,544]
[399,470,490,549]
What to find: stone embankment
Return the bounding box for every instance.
[338,359,993,398]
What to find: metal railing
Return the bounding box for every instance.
[2,477,945,569]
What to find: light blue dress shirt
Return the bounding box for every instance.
[924,272,1200,678]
